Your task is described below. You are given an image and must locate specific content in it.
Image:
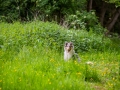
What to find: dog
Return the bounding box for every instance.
[64,42,80,62]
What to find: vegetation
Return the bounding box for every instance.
[0,0,120,34]
[0,0,120,89]
[0,21,120,90]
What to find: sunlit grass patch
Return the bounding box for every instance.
[0,21,120,90]
[1,46,87,90]
[1,47,119,90]
[84,64,101,82]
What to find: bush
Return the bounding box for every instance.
[0,21,112,53]
[65,11,105,34]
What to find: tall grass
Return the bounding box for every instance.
[0,21,120,90]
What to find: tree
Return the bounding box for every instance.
[104,0,120,34]
[0,0,120,34]
[87,0,120,34]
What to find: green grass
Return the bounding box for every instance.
[0,21,120,90]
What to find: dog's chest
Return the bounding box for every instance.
[64,51,74,61]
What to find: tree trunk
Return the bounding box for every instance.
[99,1,107,26]
[87,0,93,12]
[106,8,120,34]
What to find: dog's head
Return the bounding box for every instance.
[64,42,74,52]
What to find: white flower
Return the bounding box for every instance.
[86,61,94,65]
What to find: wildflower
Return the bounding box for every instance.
[50,59,54,62]
[14,69,17,72]
[74,61,77,64]
[112,78,115,80]
[52,74,55,78]
[107,82,113,87]
[49,82,51,84]
[36,73,39,76]
[18,77,21,82]
[102,71,106,76]
[84,16,86,18]
[66,73,69,75]
[76,72,81,75]
[48,79,51,84]
[92,12,95,15]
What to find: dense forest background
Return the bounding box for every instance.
[0,0,120,35]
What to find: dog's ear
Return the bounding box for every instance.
[70,42,73,46]
[65,42,68,46]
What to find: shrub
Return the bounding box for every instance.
[65,11,105,34]
[0,21,112,53]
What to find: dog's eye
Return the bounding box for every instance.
[65,44,68,47]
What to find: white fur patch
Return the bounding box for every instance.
[64,49,74,61]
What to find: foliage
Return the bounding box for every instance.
[0,21,120,90]
[0,0,87,22]
[104,0,120,7]
[65,11,105,34]
[0,21,113,53]
[0,0,120,35]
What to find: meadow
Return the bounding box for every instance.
[0,21,120,90]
